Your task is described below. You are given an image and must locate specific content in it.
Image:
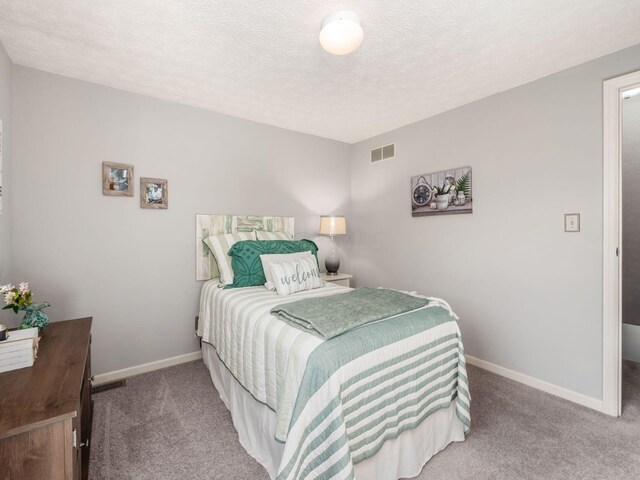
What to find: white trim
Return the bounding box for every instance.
[466,355,603,413]
[602,70,640,417]
[93,350,203,385]
[93,350,606,412]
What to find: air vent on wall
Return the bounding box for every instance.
[370,143,395,163]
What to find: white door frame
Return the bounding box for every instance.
[602,70,640,417]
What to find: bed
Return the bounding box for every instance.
[196,214,470,480]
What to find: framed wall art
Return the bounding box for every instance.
[102,162,134,196]
[411,166,472,217]
[140,177,168,209]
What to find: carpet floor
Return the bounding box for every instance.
[89,360,640,480]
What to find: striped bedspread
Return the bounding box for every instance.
[198,281,350,435]
[198,281,470,480]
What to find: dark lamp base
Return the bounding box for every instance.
[325,255,340,275]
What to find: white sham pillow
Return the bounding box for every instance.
[260,251,314,290]
[268,256,323,296]
[255,230,293,241]
[203,232,256,285]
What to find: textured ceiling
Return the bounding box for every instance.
[1,1,640,143]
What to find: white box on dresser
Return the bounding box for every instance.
[0,327,38,373]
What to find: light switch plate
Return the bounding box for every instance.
[565,213,580,232]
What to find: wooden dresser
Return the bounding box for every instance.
[0,318,93,480]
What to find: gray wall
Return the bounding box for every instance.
[8,43,640,394]
[12,66,351,375]
[622,94,640,361]
[622,324,640,362]
[349,44,640,400]
[0,41,12,312]
[623,96,640,327]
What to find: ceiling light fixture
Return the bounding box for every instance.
[319,11,363,56]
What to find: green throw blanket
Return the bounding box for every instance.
[271,287,428,339]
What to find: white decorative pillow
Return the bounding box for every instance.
[260,252,315,291]
[255,230,293,241]
[269,256,323,296]
[203,232,256,285]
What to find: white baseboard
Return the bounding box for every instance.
[94,350,603,413]
[466,354,604,413]
[93,350,203,385]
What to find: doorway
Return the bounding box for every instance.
[621,83,640,413]
[603,70,640,417]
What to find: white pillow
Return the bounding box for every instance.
[203,232,256,285]
[268,256,323,296]
[255,230,293,241]
[260,252,314,290]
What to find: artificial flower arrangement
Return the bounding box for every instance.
[0,282,50,330]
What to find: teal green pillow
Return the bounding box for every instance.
[226,240,319,289]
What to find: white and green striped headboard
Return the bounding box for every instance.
[196,214,295,281]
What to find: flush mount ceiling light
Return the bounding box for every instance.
[319,11,364,55]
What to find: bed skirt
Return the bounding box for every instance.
[202,342,465,480]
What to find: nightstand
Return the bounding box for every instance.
[321,272,353,288]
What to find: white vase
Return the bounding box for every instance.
[436,195,449,210]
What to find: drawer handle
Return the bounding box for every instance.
[90,375,95,382]
[73,429,90,449]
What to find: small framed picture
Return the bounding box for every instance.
[140,178,168,209]
[102,162,134,196]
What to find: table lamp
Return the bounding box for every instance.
[319,215,347,275]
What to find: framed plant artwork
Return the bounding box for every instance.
[140,177,168,209]
[411,166,472,216]
[102,162,134,196]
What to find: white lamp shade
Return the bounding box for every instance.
[319,216,347,235]
[319,11,364,56]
